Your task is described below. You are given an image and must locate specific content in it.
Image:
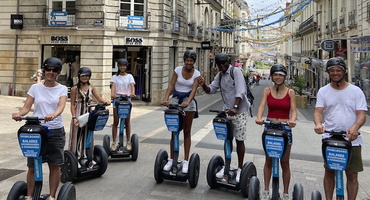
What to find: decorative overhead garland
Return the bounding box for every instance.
[211,0,312,31]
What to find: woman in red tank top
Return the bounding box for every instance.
[255,64,297,200]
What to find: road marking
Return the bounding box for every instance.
[192,120,213,145]
[139,126,167,142]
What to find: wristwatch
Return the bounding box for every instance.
[233,105,239,109]
[72,116,76,119]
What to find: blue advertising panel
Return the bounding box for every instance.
[117,104,131,119]
[50,11,67,26]
[127,15,144,30]
[165,114,179,132]
[265,136,284,158]
[19,133,41,158]
[94,115,109,131]
[325,147,349,171]
[213,122,228,141]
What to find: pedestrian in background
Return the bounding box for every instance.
[69,67,110,158]
[314,57,367,200]
[255,64,297,200]
[110,58,136,152]
[162,50,200,174]
[12,57,68,200]
[198,53,250,183]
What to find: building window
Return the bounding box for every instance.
[120,0,145,16]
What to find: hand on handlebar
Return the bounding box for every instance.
[12,113,22,121]
[255,118,264,125]
[314,124,325,134]
[225,108,238,116]
[286,120,296,128]
[162,100,170,106]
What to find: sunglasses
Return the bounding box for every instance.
[44,67,60,73]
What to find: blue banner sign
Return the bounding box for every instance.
[165,114,179,132]
[117,104,131,119]
[265,136,284,158]
[94,115,109,131]
[326,147,349,171]
[213,122,228,141]
[50,11,67,26]
[19,133,41,158]
[127,15,144,29]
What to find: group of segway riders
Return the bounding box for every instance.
[9,52,366,200]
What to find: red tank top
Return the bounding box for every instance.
[267,88,291,119]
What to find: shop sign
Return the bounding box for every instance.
[51,35,69,44]
[10,14,23,29]
[201,41,211,49]
[94,19,104,26]
[321,40,337,51]
[125,37,143,45]
[49,11,67,26]
[127,16,144,30]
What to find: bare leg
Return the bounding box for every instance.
[236,140,245,169]
[323,169,335,200]
[183,111,195,160]
[125,115,131,143]
[112,108,119,143]
[26,168,35,196]
[280,145,291,194]
[263,156,272,191]
[346,171,359,200]
[48,164,61,198]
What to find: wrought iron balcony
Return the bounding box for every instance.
[339,14,346,31]
[348,10,357,28]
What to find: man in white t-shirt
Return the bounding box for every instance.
[314,57,367,200]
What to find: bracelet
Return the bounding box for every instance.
[72,116,76,119]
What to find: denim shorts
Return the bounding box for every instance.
[113,97,132,108]
[264,120,293,145]
[27,127,66,167]
[171,96,196,112]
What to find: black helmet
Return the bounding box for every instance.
[215,53,229,65]
[326,57,347,72]
[183,50,197,62]
[43,57,62,72]
[78,67,92,78]
[117,59,128,66]
[270,64,287,76]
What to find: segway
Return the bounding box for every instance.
[7,117,76,200]
[206,110,257,198]
[103,95,139,161]
[248,121,303,200]
[322,130,352,200]
[154,104,200,188]
[60,103,109,183]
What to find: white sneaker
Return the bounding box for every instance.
[282,193,290,200]
[236,168,241,183]
[163,158,173,171]
[182,160,188,173]
[215,166,225,178]
[262,190,270,200]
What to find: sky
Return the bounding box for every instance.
[245,0,289,26]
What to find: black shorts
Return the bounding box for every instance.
[27,127,66,167]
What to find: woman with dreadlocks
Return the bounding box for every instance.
[255,64,297,200]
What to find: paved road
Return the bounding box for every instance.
[0,79,369,199]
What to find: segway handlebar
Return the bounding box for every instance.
[262,121,288,126]
[20,116,45,121]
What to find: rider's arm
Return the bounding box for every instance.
[255,87,269,125]
[110,82,117,99]
[13,95,34,120]
[288,89,297,127]
[163,72,177,102]
[130,82,135,97]
[313,107,325,134]
[347,110,366,141]
[185,76,199,105]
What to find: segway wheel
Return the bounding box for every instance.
[154,149,168,183]
[248,176,260,200]
[311,190,322,200]
[188,153,200,188]
[7,181,27,200]
[103,135,111,156]
[240,162,257,198]
[292,183,304,200]
[57,182,76,200]
[61,150,78,183]
[94,145,108,177]
[206,155,224,189]
[130,133,139,161]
